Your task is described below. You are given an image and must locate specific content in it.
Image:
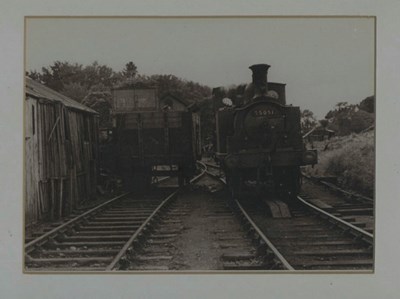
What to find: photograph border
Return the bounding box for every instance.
[23,14,377,275]
[1,1,399,298]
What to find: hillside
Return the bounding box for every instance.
[303,130,374,197]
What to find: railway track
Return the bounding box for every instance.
[26,163,296,271]
[123,163,291,271]
[203,161,374,271]
[303,173,373,203]
[300,174,374,234]
[25,161,374,271]
[125,187,271,271]
[25,188,178,271]
[200,162,293,270]
[244,196,373,270]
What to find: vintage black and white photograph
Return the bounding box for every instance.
[24,16,375,272]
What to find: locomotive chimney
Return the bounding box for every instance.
[249,64,270,98]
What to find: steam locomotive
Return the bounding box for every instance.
[215,64,317,199]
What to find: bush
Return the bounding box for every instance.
[304,131,374,197]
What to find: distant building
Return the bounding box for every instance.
[160,93,192,111]
[111,85,195,113]
[303,126,335,142]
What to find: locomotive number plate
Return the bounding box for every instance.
[252,109,277,117]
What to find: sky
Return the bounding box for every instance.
[25,17,375,119]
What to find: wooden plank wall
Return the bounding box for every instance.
[25,98,40,222]
[25,97,98,225]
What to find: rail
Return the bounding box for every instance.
[25,192,130,251]
[235,200,294,270]
[191,161,208,183]
[200,161,294,270]
[106,189,179,270]
[296,195,373,245]
[302,173,373,203]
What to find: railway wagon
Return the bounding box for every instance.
[111,86,201,190]
[215,64,317,199]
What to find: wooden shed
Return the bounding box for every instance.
[303,126,335,142]
[25,77,99,224]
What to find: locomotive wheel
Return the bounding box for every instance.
[273,166,301,200]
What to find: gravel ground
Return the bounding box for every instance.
[130,176,257,271]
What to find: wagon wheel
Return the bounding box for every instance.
[178,165,192,187]
[132,166,152,192]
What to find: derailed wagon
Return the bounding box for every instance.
[111,86,201,190]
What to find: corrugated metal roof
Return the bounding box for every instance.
[303,126,335,138]
[25,77,98,114]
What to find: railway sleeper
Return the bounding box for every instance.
[78,225,140,231]
[265,227,330,233]
[141,246,174,255]
[56,235,131,242]
[153,228,183,234]
[219,241,254,249]
[221,252,258,261]
[291,259,373,269]
[135,255,174,261]
[287,253,373,261]
[271,240,362,247]
[132,265,170,271]
[75,231,136,236]
[222,260,267,270]
[266,231,347,238]
[34,249,120,257]
[218,236,248,241]
[25,266,107,272]
[147,238,176,245]
[48,241,126,248]
[99,213,154,217]
[84,221,145,226]
[92,217,149,221]
[333,202,373,207]
[292,249,372,256]
[334,209,374,216]
[26,256,113,265]
[149,234,178,239]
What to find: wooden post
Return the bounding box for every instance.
[59,178,63,218]
[50,178,54,220]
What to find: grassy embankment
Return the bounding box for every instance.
[303,131,374,198]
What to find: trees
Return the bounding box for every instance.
[324,97,375,136]
[301,109,318,133]
[359,96,375,113]
[27,61,116,102]
[27,60,212,134]
[82,91,113,128]
[121,61,138,79]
